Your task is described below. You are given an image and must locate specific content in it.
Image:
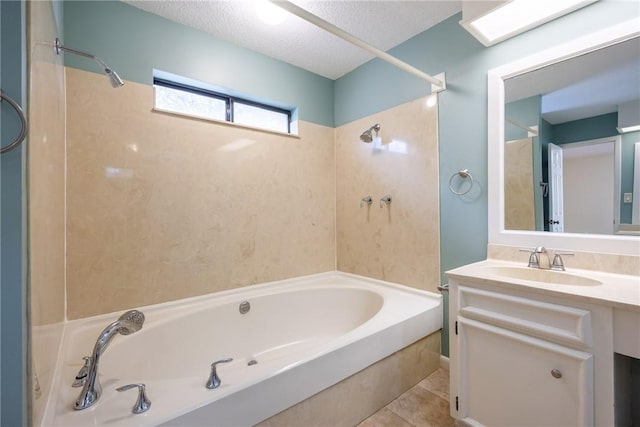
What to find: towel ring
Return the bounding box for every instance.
[449,169,474,196]
[1,90,27,155]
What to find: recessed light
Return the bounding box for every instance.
[461,0,598,47]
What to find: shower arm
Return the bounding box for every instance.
[54,38,112,73]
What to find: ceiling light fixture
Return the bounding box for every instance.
[256,0,286,25]
[460,0,598,47]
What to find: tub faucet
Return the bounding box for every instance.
[74,310,145,410]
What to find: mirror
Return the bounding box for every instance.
[503,37,639,235]
[488,19,640,255]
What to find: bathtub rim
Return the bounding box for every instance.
[63,270,441,328]
[41,271,443,426]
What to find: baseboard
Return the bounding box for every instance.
[440,355,449,371]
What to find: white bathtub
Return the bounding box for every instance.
[42,272,442,426]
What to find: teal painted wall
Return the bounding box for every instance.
[552,112,618,144]
[506,96,540,141]
[620,131,640,224]
[62,1,334,127]
[1,1,26,425]
[334,1,639,356]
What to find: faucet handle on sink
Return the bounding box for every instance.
[551,252,574,271]
[519,248,539,268]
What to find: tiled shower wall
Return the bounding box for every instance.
[28,1,67,424]
[336,97,441,292]
[63,68,442,318]
[65,68,336,319]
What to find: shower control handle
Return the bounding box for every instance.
[116,383,151,414]
[360,195,373,207]
[206,358,233,389]
[72,356,91,387]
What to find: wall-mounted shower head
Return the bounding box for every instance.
[54,38,124,88]
[360,124,380,143]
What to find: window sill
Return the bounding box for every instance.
[152,107,300,139]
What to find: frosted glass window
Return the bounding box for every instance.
[154,77,292,134]
[234,102,290,133]
[154,85,226,121]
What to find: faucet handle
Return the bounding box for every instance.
[360,195,373,207]
[551,252,574,271]
[72,356,91,388]
[519,248,539,268]
[206,358,233,389]
[116,383,151,414]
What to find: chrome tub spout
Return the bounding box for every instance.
[74,310,145,410]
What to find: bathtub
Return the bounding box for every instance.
[42,272,442,426]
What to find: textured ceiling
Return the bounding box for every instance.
[123,0,462,79]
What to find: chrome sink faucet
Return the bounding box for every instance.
[74,310,145,410]
[521,246,573,271]
[534,246,551,269]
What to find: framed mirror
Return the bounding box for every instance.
[488,19,640,255]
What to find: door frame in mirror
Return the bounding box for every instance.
[488,18,640,255]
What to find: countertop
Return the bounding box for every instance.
[446,259,640,312]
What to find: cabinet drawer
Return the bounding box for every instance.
[457,285,592,348]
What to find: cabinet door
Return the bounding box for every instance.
[457,317,593,427]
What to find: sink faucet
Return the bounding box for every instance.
[74,310,145,410]
[533,246,551,269]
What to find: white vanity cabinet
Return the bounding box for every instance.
[448,279,615,427]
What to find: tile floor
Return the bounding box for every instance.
[357,368,454,427]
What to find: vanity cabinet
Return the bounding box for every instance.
[448,281,613,427]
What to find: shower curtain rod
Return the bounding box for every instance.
[271,0,446,92]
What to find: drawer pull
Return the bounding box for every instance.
[551,369,562,379]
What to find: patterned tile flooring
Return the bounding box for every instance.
[357,368,454,427]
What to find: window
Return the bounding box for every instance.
[153,77,293,134]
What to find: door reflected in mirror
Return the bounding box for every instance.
[503,36,640,236]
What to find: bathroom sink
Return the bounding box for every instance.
[482,266,602,286]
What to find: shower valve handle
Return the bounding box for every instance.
[72,356,91,387]
[360,195,373,207]
[206,358,233,389]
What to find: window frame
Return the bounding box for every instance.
[153,77,292,134]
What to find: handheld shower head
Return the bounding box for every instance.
[75,309,145,410]
[116,310,145,335]
[360,124,380,143]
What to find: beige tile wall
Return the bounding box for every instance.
[65,68,336,319]
[257,331,441,427]
[504,138,535,231]
[28,1,67,424]
[336,96,441,292]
